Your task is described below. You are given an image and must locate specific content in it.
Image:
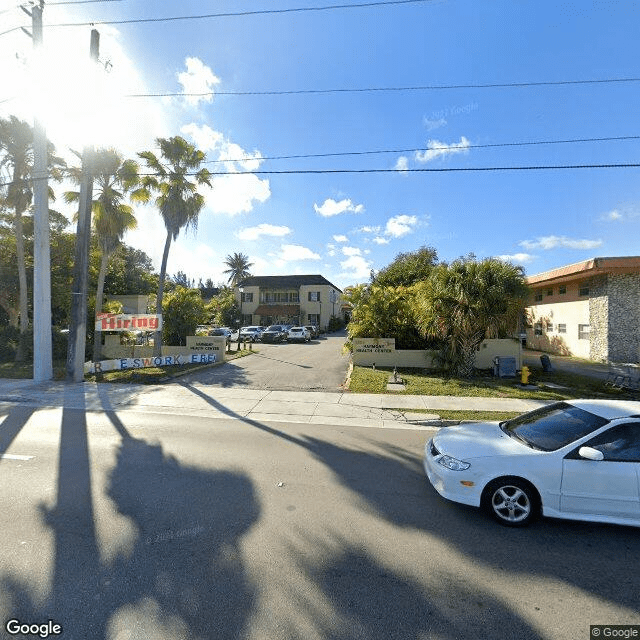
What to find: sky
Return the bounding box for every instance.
[1,0,640,291]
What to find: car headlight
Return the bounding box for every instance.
[437,455,471,471]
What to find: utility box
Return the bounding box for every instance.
[540,354,553,372]
[493,356,517,378]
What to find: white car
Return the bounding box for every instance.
[239,326,262,341]
[424,399,640,528]
[287,326,311,343]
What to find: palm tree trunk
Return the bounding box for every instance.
[92,251,110,363]
[153,232,172,357]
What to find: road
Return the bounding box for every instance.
[0,387,639,640]
[182,330,351,391]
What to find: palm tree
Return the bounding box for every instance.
[223,252,253,286]
[65,148,144,361]
[138,136,211,356]
[0,116,64,361]
[414,257,529,377]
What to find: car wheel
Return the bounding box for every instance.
[482,477,539,527]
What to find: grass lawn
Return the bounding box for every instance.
[348,364,636,401]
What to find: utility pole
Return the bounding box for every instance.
[26,1,53,382]
[66,29,99,382]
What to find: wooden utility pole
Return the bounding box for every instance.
[27,1,53,382]
[66,29,99,382]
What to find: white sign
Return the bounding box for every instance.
[95,313,162,332]
[352,338,395,354]
[84,353,216,374]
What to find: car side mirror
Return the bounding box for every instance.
[578,446,604,461]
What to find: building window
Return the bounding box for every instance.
[308,291,321,302]
[578,285,590,297]
[558,323,567,334]
[307,314,320,325]
[241,292,253,303]
[534,323,543,336]
[534,293,543,302]
[559,285,567,295]
[546,288,553,296]
[578,324,591,340]
[546,323,553,333]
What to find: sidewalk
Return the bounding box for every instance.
[0,378,550,430]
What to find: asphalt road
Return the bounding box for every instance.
[0,393,639,640]
[181,330,351,391]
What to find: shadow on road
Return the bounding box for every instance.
[0,384,260,639]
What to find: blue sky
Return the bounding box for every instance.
[2,0,640,290]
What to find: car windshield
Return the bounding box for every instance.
[266,325,282,331]
[501,402,609,451]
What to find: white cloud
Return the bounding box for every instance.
[601,209,623,222]
[341,246,362,256]
[373,236,390,245]
[280,244,321,262]
[177,57,220,106]
[340,255,372,281]
[415,137,470,163]
[385,214,418,238]
[181,123,271,215]
[236,224,291,241]
[395,156,409,172]
[519,236,603,251]
[424,117,447,131]
[314,198,364,217]
[333,234,348,242]
[359,225,382,234]
[497,253,535,264]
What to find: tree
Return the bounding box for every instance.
[205,286,240,328]
[343,283,428,350]
[0,116,65,361]
[413,257,530,377]
[138,136,211,356]
[223,252,253,286]
[65,148,143,361]
[371,245,438,287]
[162,286,207,346]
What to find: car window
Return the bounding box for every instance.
[576,422,640,462]
[501,402,609,452]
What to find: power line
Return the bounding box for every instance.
[127,77,640,98]
[201,135,640,165]
[45,0,440,28]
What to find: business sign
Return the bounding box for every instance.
[95,313,162,332]
[84,353,216,374]
[352,338,395,354]
[186,336,225,352]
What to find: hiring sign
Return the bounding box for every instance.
[95,313,162,332]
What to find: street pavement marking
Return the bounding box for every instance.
[0,454,34,461]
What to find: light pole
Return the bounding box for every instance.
[237,285,244,351]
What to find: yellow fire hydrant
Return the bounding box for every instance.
[521,365,531,385]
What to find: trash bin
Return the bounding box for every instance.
[540,354,553,372]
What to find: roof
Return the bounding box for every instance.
[238,274,342,292]
[526,256,640,286]
[567,399,640,420]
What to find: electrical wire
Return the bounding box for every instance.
[45,0,441,28]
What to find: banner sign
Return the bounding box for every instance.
[95,313,162,332]
[84,353,216,374]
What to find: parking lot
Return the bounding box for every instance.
[181,330,351,391]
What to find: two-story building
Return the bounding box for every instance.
[525,256,640,363]
[235,275,343,329]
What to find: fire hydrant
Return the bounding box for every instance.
[521,365,531,385]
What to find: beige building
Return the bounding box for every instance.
[236,275,343,329]
[525,256,640,363]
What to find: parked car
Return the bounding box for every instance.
[208,327,232,344]
[239,326,262,342]
[424,399,640,528]
[287,326,311,342]
[260,325,288,343]
[304,325,319,338]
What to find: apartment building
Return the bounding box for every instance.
[525,256,640,363]
[235,275,343,329]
